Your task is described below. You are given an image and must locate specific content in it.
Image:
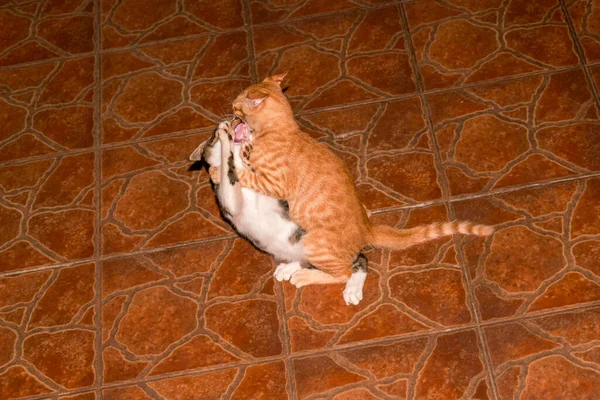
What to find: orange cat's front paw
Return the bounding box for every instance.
[241,141,254,170]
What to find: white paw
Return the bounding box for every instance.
[217,121,233,141]
[274,262,301,282]
[343,271,367,306]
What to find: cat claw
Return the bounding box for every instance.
[274,262,301,282]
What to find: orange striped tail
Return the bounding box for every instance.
[369,221,493,250]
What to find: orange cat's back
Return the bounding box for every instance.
[232,75,493,283]
[259,127,370,242]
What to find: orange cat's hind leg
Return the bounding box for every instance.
[290,268,347,287]
[291,230,369,305]
[290,230,354,286]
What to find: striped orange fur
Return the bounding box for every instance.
[231,74,493,286]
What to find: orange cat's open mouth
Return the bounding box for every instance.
[232,119,251,143]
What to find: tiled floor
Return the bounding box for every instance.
[1,0,600,398]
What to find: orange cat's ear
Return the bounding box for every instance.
[246,89,269,108]
[263,72,288,86]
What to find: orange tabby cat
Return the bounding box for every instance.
[231,73,493,288]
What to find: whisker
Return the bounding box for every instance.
[217,104,235,123]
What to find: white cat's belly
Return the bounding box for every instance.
[201,122,365,306]
[231,188,304,262]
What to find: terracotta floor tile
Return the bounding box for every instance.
[588,65,600,108]
[100,0,245,50]
[248,0,391,25]
[103,385,153,400]
[0,154,97,273]
[405,0,579,90]
[100,239,284,385]
[282,205,478,355]
[485,307,600,399]
[100,136,235,255]
[100,35,251,145]
[252,5,417,111]
[297,99,441,206]
[0,58,96,162]
[0,264,97,397]
[292,329,490,399]
[566,0,600,63]
[454,177,600,321]
[2,2,600,398]
[126,361,287,399]
[0,2,95,67]
[428,69,599,196]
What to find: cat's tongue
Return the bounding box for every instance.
[233,119,250,143]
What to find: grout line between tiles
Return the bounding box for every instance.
[449,201,500,399]
[246,0,401,29]
[474,326,501,399]
[3,2,599,399]
[370,172,600,215]
[294,66,590,117]
[93,0,104,389]
[4,2,600,74]
[276,283,297,400]
[11,300,600,400]
[243,0,259,84]
[0,234,236,278]
[479,301,600,328]
[4,52,600,169]
[0,1,407,74]
[398,1,452,205]
[3,173,600,279]
[4,62,597,169]
[0,52,98,72]
[558,0,600,112]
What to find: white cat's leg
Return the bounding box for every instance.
[216,121,243,216]
[274,261,302,282]
[343,270,367,306]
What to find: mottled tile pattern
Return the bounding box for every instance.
[99,137,232,255]
[0,58,96,162]
[253,4,417,110]
[432,69,599,196]
[405,0,578,89]
[0,0,95,67]
[0,153,96,272]
[100,33,251,145]
[1,0,600,399]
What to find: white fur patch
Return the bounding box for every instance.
[203,127,304,263]
[343,270,367,305]
[274,261,302,282]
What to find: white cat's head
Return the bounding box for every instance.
[189,131,222,167]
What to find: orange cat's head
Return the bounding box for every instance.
[232,73,294,134]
